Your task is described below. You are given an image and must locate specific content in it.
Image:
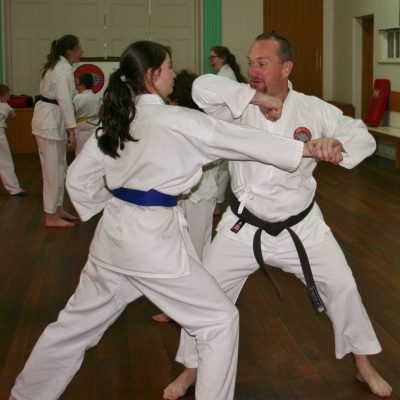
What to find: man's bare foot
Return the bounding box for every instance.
[355,355,392,397]
[152,313,173,323]
[45,213,74,228]
[163,368,197,400]
[57,207,79,221]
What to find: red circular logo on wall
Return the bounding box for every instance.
[293,127,312,143]
[74,64,105,94]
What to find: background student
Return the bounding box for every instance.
[32,34,82,228]
[73,73,101,155]
[0,84,26,196]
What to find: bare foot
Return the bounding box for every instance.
[163,368,197,400]
[355,355,392,397]
[45,213,75,228]
[152,313,173,323]
[57,207,79,221]
[8,396,17,400]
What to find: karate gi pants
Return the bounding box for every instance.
[179,197,216,260]
[176,219,381,367]
[36,136,67,213]
[215,159,230,204]
[11,258,239,400]
[75,128,93,156]
[0,130,23,194]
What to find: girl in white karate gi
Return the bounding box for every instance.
[8,40,312,400]
[208,46,247,217]
[0,84,26,195]
[73,73,101,155]
[32,34,82,228]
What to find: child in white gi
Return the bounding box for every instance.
[0,84,26,195]
[8,40,316,400]
[73,73,101,155]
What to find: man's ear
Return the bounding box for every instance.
[282,60,293,79]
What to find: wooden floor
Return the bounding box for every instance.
[0,154,399,400]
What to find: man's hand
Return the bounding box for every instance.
[251,92,283,121]
[67,128,77,153]
[305,138,344,164]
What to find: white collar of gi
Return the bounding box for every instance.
[135,94,165,105]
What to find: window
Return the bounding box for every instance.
[380,28,400,62]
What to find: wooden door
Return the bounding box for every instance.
[361,16,374,119]
[104,0,150,58]
[151,0,198,72]
[59,0,106,57]
[5,0,200,97]
[264,0,323,97]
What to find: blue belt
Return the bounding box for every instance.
[38,95,58,105]
[112,187,177,207]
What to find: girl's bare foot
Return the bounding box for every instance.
[57,207,79,221]
[45,213,74,228]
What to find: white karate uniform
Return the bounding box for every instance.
[214,66,237,204]
[218,64,237,81]
[175,74,381,369]
[0,103,23,194]
[73,89,101,155]
[32,56,76,213]
[179,162,219,259]
[11,94,304,400]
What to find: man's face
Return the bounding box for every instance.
[247,39,292,97]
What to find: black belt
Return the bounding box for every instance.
[230,194,326,314]
[38,95,58,105]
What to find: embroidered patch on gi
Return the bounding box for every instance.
[231,219,246,233]
[293,127,312,142]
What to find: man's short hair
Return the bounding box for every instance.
[255,32,293,62]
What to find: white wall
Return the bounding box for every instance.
[330,0,399,113]
[221,0,263,77]
[328,0,400,159]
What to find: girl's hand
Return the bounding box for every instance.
[305,138,344,164]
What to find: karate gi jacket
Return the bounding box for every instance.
[66,94,304,279]
[73,89,101,133]
[32,56,76,140]
[192,75,376,249]
[0,103,13,132]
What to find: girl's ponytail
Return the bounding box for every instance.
[96,41,170,159]
[97,69,137,158]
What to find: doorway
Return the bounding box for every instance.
[361,15,374,119]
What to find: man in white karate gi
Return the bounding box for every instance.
[164,32,392,399]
